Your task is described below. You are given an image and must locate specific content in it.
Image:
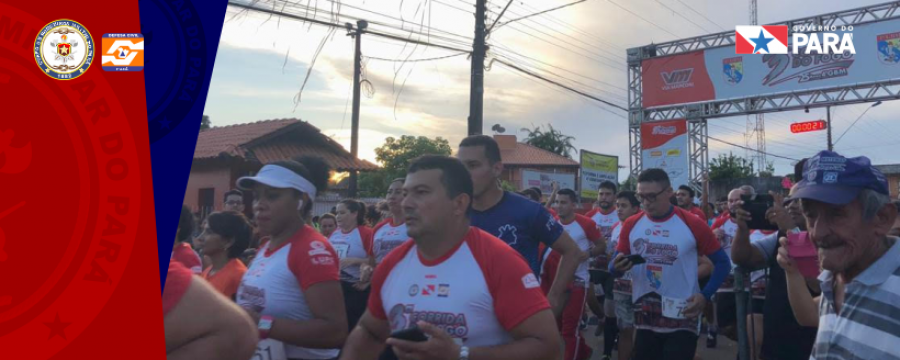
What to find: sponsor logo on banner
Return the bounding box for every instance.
[409,284,419,297]
[666,149,681,156]
[660,69,694,90]
[791,24,856,55]
[762,53,854,87]
[723,56,744,84]
[652,126,677,135]
[650,151,663,158]
[438,284,450,297]
[735,26,788,54]
[877,32,900,65]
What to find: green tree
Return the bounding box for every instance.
[201,115,211,130]
[758,161,776,178]
[709,152,755,180]
[619,176,637,191]
[358,136,452,197]
[520,124,576,159]
[500,180,518,192]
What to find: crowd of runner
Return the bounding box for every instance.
[163,135,900,360]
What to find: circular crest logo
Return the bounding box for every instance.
[34,19,94,80]
[409,284,419,297]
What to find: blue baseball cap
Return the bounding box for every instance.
[791,150,890,205]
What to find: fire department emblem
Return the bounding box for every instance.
[34,19,94,80]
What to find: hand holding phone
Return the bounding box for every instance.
[625,254,646,265]
[390,326,428,342]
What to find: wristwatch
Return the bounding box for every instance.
[459,345,469,360]
[258,315,274,339]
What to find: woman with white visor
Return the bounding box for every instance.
[235,157,348,360]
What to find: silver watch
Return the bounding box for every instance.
[459,345,469,360]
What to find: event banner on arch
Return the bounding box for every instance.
[0,0,225,358]
[641,120,690,189]
[642,17,900,108]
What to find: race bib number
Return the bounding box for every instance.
[251,339,287,360]
[332,243,350,259]
[662,296,689,319]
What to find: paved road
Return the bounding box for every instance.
[583,324,739,360]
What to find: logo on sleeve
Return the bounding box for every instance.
[308,241,331,256]
[522,274,540,289]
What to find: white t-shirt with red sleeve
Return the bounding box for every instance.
[372,219,408,264]
[587,207,619,239]
[558,214,601,286]
[368,227,550,348]
[711,214,740,292]
[237,225,341,359]
[615,207,721,334]
[327,226,374,282]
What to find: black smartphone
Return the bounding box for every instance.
[741,194,778,230]
[589,269,611,285]
[390,326,428,342]
[626,254,646,265]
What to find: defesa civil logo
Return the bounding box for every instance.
[735,25,856,55]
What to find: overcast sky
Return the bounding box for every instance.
[204,0,900,180]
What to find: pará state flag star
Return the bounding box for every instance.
[735,26,788,54]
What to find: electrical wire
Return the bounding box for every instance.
[494,58,628,111]
[365,51,467,62]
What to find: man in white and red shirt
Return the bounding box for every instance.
[541,189,602,360]
[709,188,745,338]
[613,168,730,360]
[606,190,643,360]
[340,155,561,360]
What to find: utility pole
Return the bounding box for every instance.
[468,0,487,135]
[348,20,367,197]
[826,106,833,151]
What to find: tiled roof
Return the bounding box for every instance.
[875,164,900,175]
[193,119,378,171]
[194,119,295,159]
[501,142,580,167]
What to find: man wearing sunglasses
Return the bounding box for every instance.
[612,168,730,360]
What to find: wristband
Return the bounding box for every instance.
[258,315,274,340]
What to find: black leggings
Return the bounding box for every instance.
[633,329,698,360]
[341,281,370,331]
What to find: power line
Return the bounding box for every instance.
[493,21,626,72]
[504,0,628,53]
[671,0,728,31]
[227,1,472,54]
[491,51,628,102]
[708,136,800,161]
[494,58,628,111]
[605,0,682,39]
[494,0,586,30]
[365,51,467,62]
[649,0,715,33]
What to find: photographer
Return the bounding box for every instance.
[776,151,899,359]
[730,182,818,360]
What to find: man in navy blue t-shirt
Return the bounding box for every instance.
[458,135,587,318]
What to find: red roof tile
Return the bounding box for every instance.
[193,119,378,171]
[501,142,580,167]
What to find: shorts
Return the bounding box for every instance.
[613,292,635,329]
[750,298,765,314]
[716,292,736,329]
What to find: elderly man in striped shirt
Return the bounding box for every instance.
[777,150,900,360]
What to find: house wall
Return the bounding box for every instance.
[888,174,900,199]
[503,167,580,190]
[184,165,233,214]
